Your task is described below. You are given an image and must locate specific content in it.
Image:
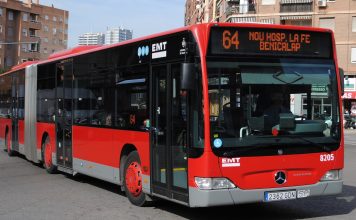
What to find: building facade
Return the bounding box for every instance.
[0,0,68,70]
[105,27,133,45]
[78,32,105,46]
[185,0,356,113]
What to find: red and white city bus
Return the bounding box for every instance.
[0,23,344,207]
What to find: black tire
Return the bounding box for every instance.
[42,136,57,174]
[123,151,148,206]
[5,132,15,157]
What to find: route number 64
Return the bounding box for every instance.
[320,154,335,162]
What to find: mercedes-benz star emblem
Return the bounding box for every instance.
[275,171,287,185]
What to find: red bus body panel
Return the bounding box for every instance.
[72,126,150,175]
[217,150,343,190]
[18,120,25,145]
[0,118,11,142]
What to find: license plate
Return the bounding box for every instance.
[297,189,310,198]
[264,190,297,202]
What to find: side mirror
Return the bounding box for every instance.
[339,68,344,95]
[181,62,195,90]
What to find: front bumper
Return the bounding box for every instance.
[189,180,343,207]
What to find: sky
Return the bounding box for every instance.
[40,0,186,48]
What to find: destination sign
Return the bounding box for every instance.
[209,27,332,58]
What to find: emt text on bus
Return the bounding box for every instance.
[0,23,344,207]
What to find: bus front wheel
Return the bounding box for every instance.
[42,136,56,174]
[123,151,147,206]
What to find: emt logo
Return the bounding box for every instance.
[221,157,241,168]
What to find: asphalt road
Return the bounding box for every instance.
[1,132,356,220]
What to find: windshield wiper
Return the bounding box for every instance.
[273,71,303,84]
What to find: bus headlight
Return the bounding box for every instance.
[320,170,340,181]
[195,177,236,190]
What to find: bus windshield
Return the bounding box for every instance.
[207,59,341,156]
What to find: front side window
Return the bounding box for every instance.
[208,59,341,157]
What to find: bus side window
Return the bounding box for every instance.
[115,65,149,131]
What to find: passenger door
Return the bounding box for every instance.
[11,74,19,152]
[151,64,188,203]
[55,61,73,168]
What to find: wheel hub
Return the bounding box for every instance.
[125,162,142,197]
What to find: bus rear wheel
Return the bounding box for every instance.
[42,136,56,174]
[123,151,147,206]
[5,132,15,157]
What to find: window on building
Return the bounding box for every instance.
[23,13,28,21]
[53,16,57,22]
[0,25,3,33]
[43,37,49,43]
[30,13,38,22]
[8,11,14,21]
[319,17,335,31]
[29,28,36,37]
[352,48,356,64]
[7,27,14,37]
[352,17,356,33]
[45,15,49,20]
[6,57,13,67]
[0,8,3,16]
[43,48,48,54]
[30,43,38,52]
[262,0,275,5]
[22,28,27,37]
[22,44,28,52]
[53,28,57,35]
[59,16,63,22]
[44,25,49,32]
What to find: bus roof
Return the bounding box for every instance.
[1,23,334,76]
[47,45,102,60]
[35,23,333,65]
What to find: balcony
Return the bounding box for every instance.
[226,4,256,17]
[280,0,313,13]
[28,21,41,30]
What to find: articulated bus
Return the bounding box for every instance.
[0,23,344,207]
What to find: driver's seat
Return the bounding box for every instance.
[223,107,242,137]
